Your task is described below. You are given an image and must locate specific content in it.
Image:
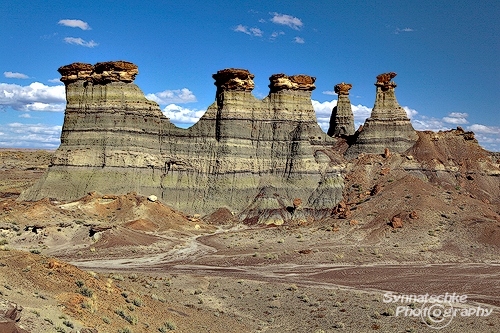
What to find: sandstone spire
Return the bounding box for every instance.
[345,72,418,157]
[327,82,355,137]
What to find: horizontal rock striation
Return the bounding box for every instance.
[327,82,355,137]
[20,63,344,216]
[346,72,418,157]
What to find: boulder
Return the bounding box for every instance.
[390,215,403,228]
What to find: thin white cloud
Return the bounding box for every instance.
[48,78,63,84]
[233,25,263,37]
[0,82,66,112]
[294,36,305,44]
[146,88,197,105]
[162,104,205,125]
[271,13,303,30]
[250,27,263,37]
[442,112,469,125]
[19,113,31,118]
[312,99,372,132]
[270,31,285,40]
[4,72,29,79]
[0,123,62,148]
[467,124,500,134]
[394,27,416,34]
[63,37,98,48]
[58,19,91,30]
[402,106,418,119]
[322,90,336,96]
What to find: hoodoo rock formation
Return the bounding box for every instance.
[20,62,343,216]
[327,82,355,137]
[345,72,418,157]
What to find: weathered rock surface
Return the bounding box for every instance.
[0,301,28,333]
[268,73,316,92]
[327,82,355,137]
[346,72,418,157]
[20,62,343,216]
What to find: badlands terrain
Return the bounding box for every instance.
[0,62,499,332]
[0,145,499,333]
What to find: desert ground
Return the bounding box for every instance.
[0,149,499,333]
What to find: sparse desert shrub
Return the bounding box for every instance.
[118,328,132,333]
[44,318,54,325]
[132,298,142,307]
[75,280,85,288]
[102,317,110,324]
[160,320,176,331]
[111,274,124,281]
[333,321,345,329]
[124,314,138,325]
[0,239,8,245]
[63,320,74,328]
[298,294,309,303]
[78,286,93,298]
[115,309,125,317]
[121,291,129,298]
[30,249,41,254]
[382,308,395,316]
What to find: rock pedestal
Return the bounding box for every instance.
[327,82,355,137]
[345,72,418,157]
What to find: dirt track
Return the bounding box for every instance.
[70,232,500,309]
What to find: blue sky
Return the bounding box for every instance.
[1,0,499,150]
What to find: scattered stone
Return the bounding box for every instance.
[409,211,418,219]
[390,215,403,228]
[380,168,390,176]
[0,301,28,333]
[292,198,302,209]
[147,195,158,202]
[383,147,390,158]
[349,220,359,226]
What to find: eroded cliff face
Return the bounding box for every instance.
[20,62,344,216]
[346,72,418,157]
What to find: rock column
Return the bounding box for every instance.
[327,82,355,137]
[345,72,418,157]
